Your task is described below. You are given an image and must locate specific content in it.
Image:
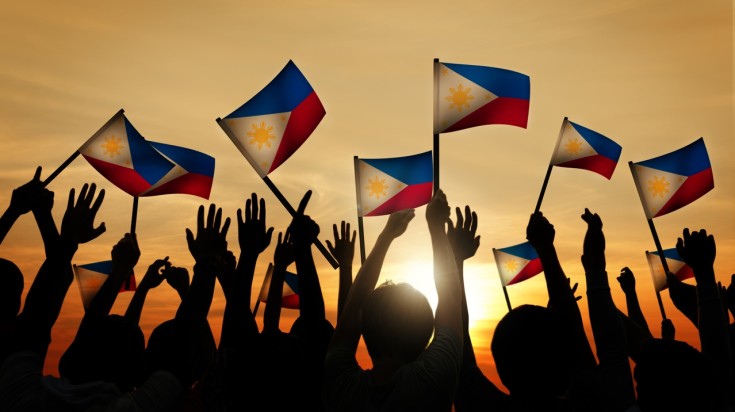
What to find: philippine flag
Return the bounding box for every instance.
[630,138,714,219]
[79,110,175,197]
[493,242,543,287]
[140,142,215,199]
[355,151,433,217]
[646,248,694,292]
[550,118,622,179]
[73,260,136,309]
[434,61,530,134]
[218,60,326,177]
[257,263,300,309]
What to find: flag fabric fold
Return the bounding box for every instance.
[79,110,175,196]
[493,242,543,287]
[73,260,136,308]
[550,118,622,179]
[355,151,433,217]
[630,138,714,219]
[257,263,300,309]
[219,60,326,177]
[646,249,694,292]
[140,141,215,199]
[434,61,530,134]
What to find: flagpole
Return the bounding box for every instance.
[493,248,513,311]
[130,196,139,234]
[533,117,567,213]
[261,176,339,269]
[502,285,512,312]
[647,218,670,320]
[353,156,367,264]
[433,58,440,194]
[43,151,81,187]
[252,299,261,317]
[357,217,366,264]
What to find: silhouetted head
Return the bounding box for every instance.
[59,315,145,392]
[361,282,434,363]
[0,258,23,321]
[635,338,716,412]
[491,304,574,398]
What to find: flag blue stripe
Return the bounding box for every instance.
[226,60,314,118]
[570,121,622,161]
[498,242,538,261]
[79,260,113,274]
[149,142,215,177]
[444,63,530,100]
[636,138,710,176]
[652,248,683,262]
[362,151,433,185]
[284,271,299,294]
[124,118,175,185]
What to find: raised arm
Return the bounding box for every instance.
[124,257,169,325]
[263,231,294,334]
[667,272,699,328]
[327,221,356,320]
[330,209,414,353]
[616,267,652,337]
[84,234,139,322]
[581,209,635,411]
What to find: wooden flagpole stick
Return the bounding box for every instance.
[493,248,513,311]
[357,217,366,264]
[433,58,440,194]
[654,289,667,320]
[130,196,139,234]
[354,156,367,264]
[502,285,512,312]
[261,176,339,269]
[533,117,568,213]
[252,299,261,317]
[43,152,81,187]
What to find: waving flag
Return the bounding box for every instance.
[493,242,543,287]
[140,142,215,199]
[217,60,326,177]
[257,263,299,309]
[434,61,530,134]
[646,249,694,292]
[355,151,433,217]
[73,260,136,309]
[630,138,714,219]
[551,118,622,179]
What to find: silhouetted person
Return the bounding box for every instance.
[327,220,356,319]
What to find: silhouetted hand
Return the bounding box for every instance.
[326,221,356,268]
[447,205,480,262]
[570,278,582,302]
[237,193,273,257]
[723,274,735,316]
[676,228,716,274]
[139,257,170,291]
[581,208,605,272]
[526,211,555,249]
[383,209,415,240]
[111,233,140,274]
[661,319,675,340]
[617,267,636,294]
[8,167,52,216]
[288,191,320,250]
[164,265,190,299]
[426,189,449,232]
[274,230,296,269]
[186,204,231,264]
[217,250,241,300]
[60,183,105,248]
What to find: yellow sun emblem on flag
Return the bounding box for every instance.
[247,121,276,149]
[648,176,670,198]
[504,259,518,273]
[565,138,583,155]
[101,135,124,158]
[446,84,474,112]
[367,176,388,199]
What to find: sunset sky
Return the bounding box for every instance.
[0,0,732,388]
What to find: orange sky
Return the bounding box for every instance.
[0,0,733,389]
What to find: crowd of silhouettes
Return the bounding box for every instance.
[0,167,732,411]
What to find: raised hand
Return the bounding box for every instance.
[581,208,605,272]
[186,204,231,264]
[237,193,274,257]
[288,191,320,249]
[384,209,415,239]
[164,265,190,299]
[139,257,170,291]
[326,221,356,268]
[111,233,140,273]
[60,183,106,247]
[274,230,296,269]
[426,189,449,232]
[723,274,735,317]
[661,319,675,340]
[8,166,51,216]
[447,205,480,262]
[617,267,636,294]
[676,228,716,273]
[526,211,555,248]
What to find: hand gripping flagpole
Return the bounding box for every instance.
[629,161,668,320]
[433,58,440,195]
[216,118,339,269]
[353,156,367,264]
[43,109,125,187]
[533,117,568,213]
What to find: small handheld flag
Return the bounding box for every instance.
[79,110,175,196]
[257,263,300,309]
[140,141,215,199]
[434,61,530,134]
[630,138,714,219]
[493,242,543,287]
[218,60,326,177]
[73,260,136,309]
[646,249,694,292]
[354,151,433,217]
[550,118,622,179]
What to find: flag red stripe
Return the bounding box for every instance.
[269,91,326,173]
[365,182,433,217]
[654,168,714,217]
[506,258,543,286]
[281,294,300,309]
[555,154,618,179]
[140,173,213,199]
[443,97,529,133]
[83,155,153,196]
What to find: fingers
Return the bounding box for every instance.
[186,228,195,247]
[197,205,205,231]
[326,240,335,253]
[221,217,231,237]
[296,190,312,215]
[470,211,478,235]
[90,189,105,214]
[67,188,75,211]
[251,193,259,221]
[206,204,215,228]
[259,196,266,222]
[33,166,42,181]
[237,208,244,226]
[77,183,89,208]
[90,223,106,240]
[213,206,222,229]
[332,223,339,242]
[455,207,464,229]
[350,229,356,245]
